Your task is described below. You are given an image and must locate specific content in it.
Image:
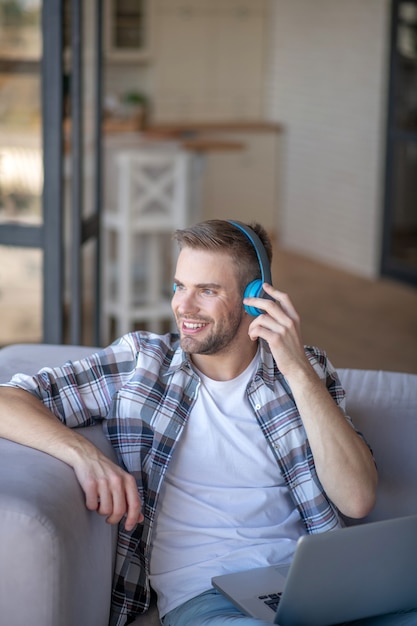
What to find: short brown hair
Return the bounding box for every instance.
[173,219,272,295]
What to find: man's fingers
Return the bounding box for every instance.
[76,459,143,531]
[83,477,102,512]
[104,474,143,531]
[261,284,300,321]
[124,479,144,531]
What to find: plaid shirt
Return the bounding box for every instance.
[6,332,358,626]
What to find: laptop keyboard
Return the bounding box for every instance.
[258,592,282,612]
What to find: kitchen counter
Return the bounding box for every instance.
[144,121,283,136]
[142,120,283,153]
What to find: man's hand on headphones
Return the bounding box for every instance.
[244,283,310,378]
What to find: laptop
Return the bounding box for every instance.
[212,514,417,626]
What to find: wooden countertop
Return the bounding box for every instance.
[144,121,283,138]
[142,121,282,152]
[180,139,245,153]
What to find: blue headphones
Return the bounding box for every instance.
[228,220,273,316]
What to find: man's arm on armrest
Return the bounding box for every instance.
[0,387,143,531]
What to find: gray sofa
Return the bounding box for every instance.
[0,343,416,626]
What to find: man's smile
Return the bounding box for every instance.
[181,320,210,332]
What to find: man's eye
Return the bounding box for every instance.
[202,289,215,296]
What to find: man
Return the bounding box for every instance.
[0,220,378,626]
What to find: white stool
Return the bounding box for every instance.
[101,147,191,343]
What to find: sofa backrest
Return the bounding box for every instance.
[0,343,100,384]
[1,345,415,526]
[338,368,417,524]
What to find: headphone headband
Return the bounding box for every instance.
[228,220,272,285]
[228,220,273,316]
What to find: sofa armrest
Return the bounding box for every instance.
[0,343,101,384]
[338,368,417,524]
[0,343,161,626]
[0,424,118,626]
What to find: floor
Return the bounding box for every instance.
[272,247,417,375]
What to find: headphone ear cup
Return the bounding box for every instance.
[243,280,264,316]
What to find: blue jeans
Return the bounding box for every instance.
[162,588,417,626]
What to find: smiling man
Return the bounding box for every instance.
[0,220,382,626]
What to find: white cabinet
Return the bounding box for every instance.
[104,0,152,62]
[152,0,267,122]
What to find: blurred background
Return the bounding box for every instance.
[0,0,416,373]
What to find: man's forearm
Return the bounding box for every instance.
[0,386,93,463]
[285,365,378,519]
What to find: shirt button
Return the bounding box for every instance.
[255,403,261,410]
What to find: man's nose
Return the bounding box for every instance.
[175,290,199,313]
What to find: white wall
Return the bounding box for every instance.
[265,0,390,278]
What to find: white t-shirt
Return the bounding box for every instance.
[149,353,306,616]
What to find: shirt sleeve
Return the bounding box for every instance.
[305,345,347,407]
[2,334,139,428]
